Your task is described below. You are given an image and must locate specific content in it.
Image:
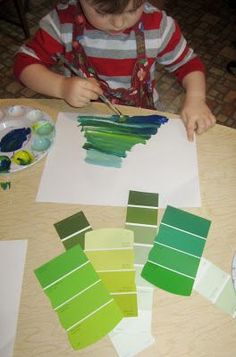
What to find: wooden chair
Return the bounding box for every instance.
[0,0,30,38]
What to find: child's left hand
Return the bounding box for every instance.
[180,97,216,141]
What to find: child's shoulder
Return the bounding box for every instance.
[46,0,78,23]
[142,2,167,28]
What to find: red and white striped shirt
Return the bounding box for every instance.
[14,1,204,107]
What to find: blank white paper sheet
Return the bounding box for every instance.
[37,112,201,207]
[0,240,27,357]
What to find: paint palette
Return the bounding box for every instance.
[0,105,55,173]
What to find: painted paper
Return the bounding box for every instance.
[54,211,92,250]
[85,228,138,317]
[78,114,168,167]
[141,205,211,296]
[37,112,201,208]
[194,257,236,318]
[34,245,123,350]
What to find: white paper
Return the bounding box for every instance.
[0,240,28,357]
[37,112,201,207]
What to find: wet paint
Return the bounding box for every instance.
[12,150,34,166]
[0,155,11,173]
[0,127,31,152]
[0,181,11,191]
[78,114,168,167]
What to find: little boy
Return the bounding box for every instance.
[14,0,216,141]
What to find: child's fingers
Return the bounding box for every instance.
[85,78,103,96]
[181,113,195,141]
[196,119,207,135]
[196,114,216,135]
[186,121,196,141]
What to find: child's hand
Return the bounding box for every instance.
[180,97,216,141]
[61,77,103,107]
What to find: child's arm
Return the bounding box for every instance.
[155,10,216,140]
[19,64,103,107]
[181,71,216,141]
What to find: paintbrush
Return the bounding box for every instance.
[56,53,123,116]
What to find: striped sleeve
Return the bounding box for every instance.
[13,8,65,80]
[156,11,204,81]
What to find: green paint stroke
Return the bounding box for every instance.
[78,114,168,167]
[0,181,11,190]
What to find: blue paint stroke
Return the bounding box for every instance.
[78,114,168,167]
[0,127,31,152]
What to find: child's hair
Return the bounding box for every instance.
[86,0,145,14]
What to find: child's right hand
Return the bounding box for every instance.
[61,77,103,107]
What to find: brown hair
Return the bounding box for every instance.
[86,0,145,14]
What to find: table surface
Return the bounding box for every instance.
[0,98,236,357]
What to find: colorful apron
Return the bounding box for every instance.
[72,4,156,109]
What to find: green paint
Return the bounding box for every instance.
[34,245,123,350]
[126,206,158,225]
[85,228,133,250]
[149,244,200,277]
[86,249,134,272]
[128,190,159,207]
[125,190,159,285]
[125,225,157,245]
[44,263,98,309]
[68,300,122,350]
[54,211,92,250]
[0,181,11,190]
[85,149,122,168]
[141,261,194,296]
[78,114,168,167]
[34,244,88,288]
[162,205,211,238]
[157,224,205,257]
[84,130,145,157]
[112,293,138,317]
[141,206,211,296]
[57,281,113,329]
[98,270,136,293]
[84,228,137,317]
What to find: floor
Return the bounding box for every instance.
[0,0,236,128]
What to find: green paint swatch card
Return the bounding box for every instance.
[125,191,159,266]
[85,228,138,317]
[34,245,123,350]
[54,211,92,250]
[141,205,211,296]
[194,257,236,318]
[126,191,159,245]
